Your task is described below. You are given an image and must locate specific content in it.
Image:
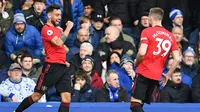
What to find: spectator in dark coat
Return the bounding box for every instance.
[192,69,200,102]
[132,12,149,49]
[67,29,90,60]
[181,47,198,87]
[96,70,129,102]
[0,0,13,69]
[81,56,103,89]
[172,26,188,54]
[69,42,102,76]
[160,68,191,102]
[71,70,97,102]
[22,0,46,32]
[94,0,145,37]
[98,26,136,61]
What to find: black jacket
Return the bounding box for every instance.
[94,0,142,27]
[22,7,46,32]
[96,83,129,102]
[192,72,200,102]
[69,51,102,76]
[160,80,191,102]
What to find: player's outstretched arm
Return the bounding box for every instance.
[162,50,180,86]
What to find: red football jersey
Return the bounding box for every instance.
[136,26,178,80]
[41,24,66,64]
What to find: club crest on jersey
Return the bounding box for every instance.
[47,30,53,36]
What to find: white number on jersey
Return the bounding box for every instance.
[153,38,171,57]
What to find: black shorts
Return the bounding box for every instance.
[35,62,71,94]
[132,74,159,104]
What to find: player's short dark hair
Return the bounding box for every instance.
[46,4,60,14]
[149,7,164,20]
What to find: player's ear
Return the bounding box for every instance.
[47,13,51,19]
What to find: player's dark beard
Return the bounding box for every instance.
[51,20,58,27]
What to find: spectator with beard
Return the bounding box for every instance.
[5,11,43,64]
[160,68,191,102]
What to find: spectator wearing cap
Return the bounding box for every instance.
[81,55,103,89]
[78,16,101,49]
[132,12,149,49]
[71,70,97,102]
[0,63,46,102]
[98,26,136,62]
[96,70,129,102]
[5,11,43,65]
[181,47,198,87]
[90,12,105,48]
[100,17,136,49]
[168,8,192,40]
[82,0,93,17]
[69,42,102,77]
[22,0,46,32]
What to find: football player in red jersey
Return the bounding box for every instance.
[15,4,73,112]
[130,7,180,112]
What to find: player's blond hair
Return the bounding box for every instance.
[149,7,164,21]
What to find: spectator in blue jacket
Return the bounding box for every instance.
[181,47,198,88]
[5,11,43,64]
[71,70,97,102]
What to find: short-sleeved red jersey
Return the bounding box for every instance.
[136,26,178,80]
[41,24,66,64]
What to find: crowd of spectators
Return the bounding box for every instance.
[0,0,200,103]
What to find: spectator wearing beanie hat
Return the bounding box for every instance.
[120,54,135,86]
[169,8,183,27]
[181,47,198,88]
[81,55,103,89]
[168,8,192,40]
[5,10,43,64]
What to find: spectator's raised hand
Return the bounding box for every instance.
[74,83,81,90]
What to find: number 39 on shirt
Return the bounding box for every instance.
[153,38,172,57]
